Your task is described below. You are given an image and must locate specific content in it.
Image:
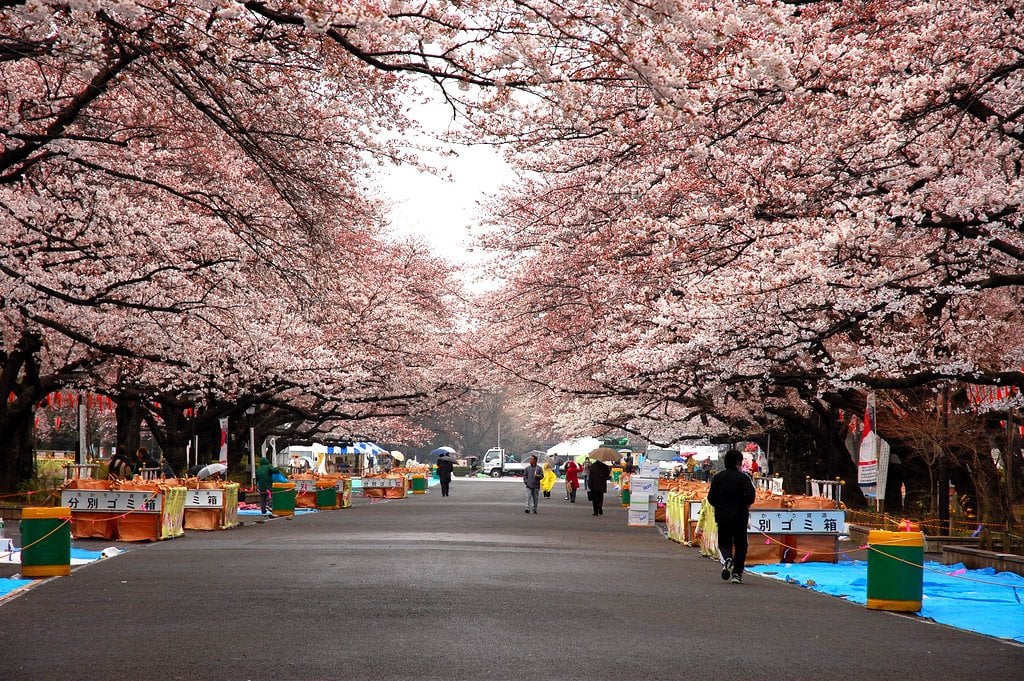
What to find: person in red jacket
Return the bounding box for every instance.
[708,449,756,584]
[564,459,581,503]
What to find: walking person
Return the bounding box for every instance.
[436,452,456,497]
[587,457,611,516]
[564,459,581,502]
[707,449,756,584]
[540,461,557,498]
[701,456,714,482]
[523,454,543,514]
[254,456,281,517]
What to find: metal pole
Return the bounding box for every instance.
[938,386,950,535]
[249,426,256,488]
[246,406,256,488]
[77,392,87,465]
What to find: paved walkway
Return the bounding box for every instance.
[0,478,1021,680]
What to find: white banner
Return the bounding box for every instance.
[185,489,224,508]
[857,394,878,495]
[218,417,229,465]
[747,510,844,535]
[61,489,161,513]
[875,438,891,501]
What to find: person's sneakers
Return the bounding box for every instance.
[525,509,530,514]
[731,574,743,584]
[721,558,733,581]
[532,510,538,514]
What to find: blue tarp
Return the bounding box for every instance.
[0,577,32,599]
[2,547,122,600]
[237,507,318,516]
[748,560,1024,643]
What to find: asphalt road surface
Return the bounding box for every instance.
[1,478,1021,680]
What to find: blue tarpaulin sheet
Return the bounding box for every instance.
[748,560,1024,643]
[2,547,122,600]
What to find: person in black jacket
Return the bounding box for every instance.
[436,454,456,497]
[707,449,756,584]
[587,458,611,516]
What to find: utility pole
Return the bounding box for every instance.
[938,386,950,536]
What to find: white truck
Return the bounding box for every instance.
[480,448,528,478]
[644,444,723,477]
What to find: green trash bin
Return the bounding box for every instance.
[315,485,338,509]
[20,507,72,578]
[621,487,630,506]
[866,530,923,612]
[411,476,428,494]
[271,482,296,516]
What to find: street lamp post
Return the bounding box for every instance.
[77,391,87,466]
[185,391,203,472]
[246,406,256,488]
[70,365,88,467]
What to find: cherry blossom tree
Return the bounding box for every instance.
[0,0,513,487]
[473,1,1023,510]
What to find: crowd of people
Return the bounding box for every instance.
[521,453,619,517]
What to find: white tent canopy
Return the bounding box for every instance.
[545,437,604,458]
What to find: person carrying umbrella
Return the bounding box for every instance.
[255,456,281,517]
[587,457,611,516]
[436,452,456,497]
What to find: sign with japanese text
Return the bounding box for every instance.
[361,478,402,489]
[60,489,161,514]
[747,510,844,535]
[185,489,224,508]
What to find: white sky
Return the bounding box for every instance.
[374,95,518,279]
[379,144,514,259]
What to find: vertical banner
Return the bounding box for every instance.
[219,417,229,465]
[876,438,891,502]
[858,393,878,497]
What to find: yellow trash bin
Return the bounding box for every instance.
[866,530,924,612]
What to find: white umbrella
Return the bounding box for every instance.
[196,463,227,480]
[390,450,406,462]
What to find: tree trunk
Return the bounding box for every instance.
[115,399,142,460]
[0,404,37,491]
[0,331,46,490]
[768,411,867,508]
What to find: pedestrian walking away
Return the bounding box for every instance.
[523,454,543,514]
[587,458,611,516]
[707,448,756,584]
[254,456,281,516]
[564,459,580,502]
[436,452,456,497]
